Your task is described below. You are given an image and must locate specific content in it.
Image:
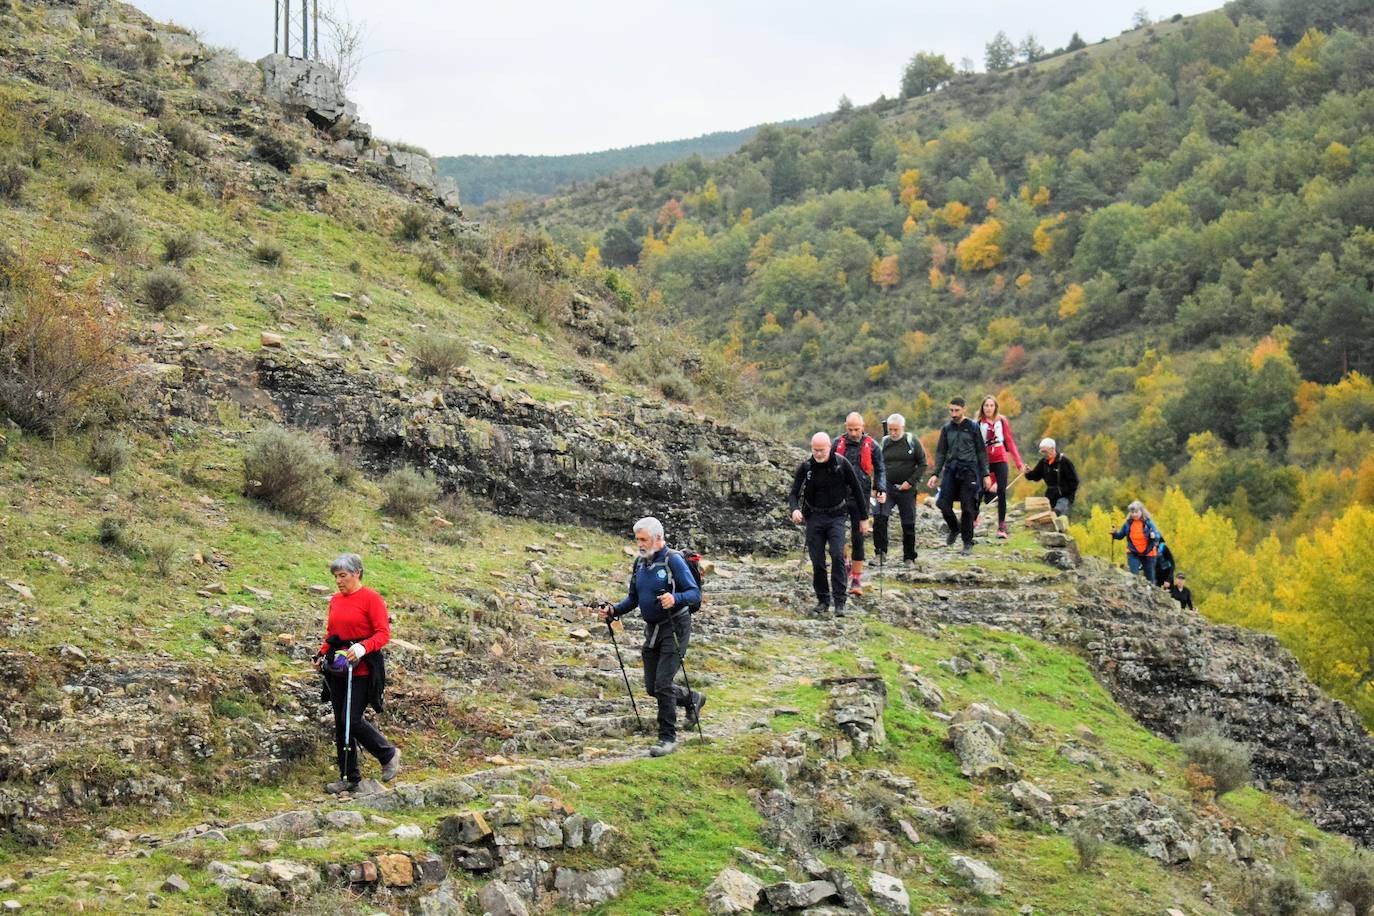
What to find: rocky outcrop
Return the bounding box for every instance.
[149,348,795,552]
[257,53,353,125]
[903,568,1374,845]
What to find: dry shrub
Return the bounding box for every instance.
[380,466,440,518]
[409,334,467,379]
[242,425,335,519]
[0,263,127,434]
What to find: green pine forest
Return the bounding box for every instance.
[483,0,1374,727]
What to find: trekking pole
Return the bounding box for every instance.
[605,613,643,731]
[670,626,705,744]
[878,551,884,598]
[343,656,355,766]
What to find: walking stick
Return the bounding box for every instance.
[605,615,643,731]
[670,625,705,743]
[343,657,355,773]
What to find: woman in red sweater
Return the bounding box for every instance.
[316,553,399,793]
[976,395,1024,539]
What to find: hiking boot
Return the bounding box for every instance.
[649,740,678,757]
[812,601,831,618]
[945,528,958,547]
[326,779,359,795]
[380,748,401,783]
[960,543,974,556]
[834,603,848,618]
[903,557,917,568]
[849,579,864,597]
[997,522,1009,539]
[684,691,707,728]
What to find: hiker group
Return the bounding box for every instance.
[787,394,1193,618]
[311,398,1195,783]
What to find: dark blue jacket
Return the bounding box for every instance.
[612,547,700,624]
[1111,517,1164,557]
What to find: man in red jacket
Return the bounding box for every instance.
[316,553,400,793]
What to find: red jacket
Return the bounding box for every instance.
[319,586,390,676]
[978,416,1023,468]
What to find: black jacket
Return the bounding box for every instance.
[833,433,887,495]
[880,433,929,490]
[932,418,989,480]
[1170,584,1194,610]
[1025,453,1079,504]
[789,454,868,519]
[319,636,386,714]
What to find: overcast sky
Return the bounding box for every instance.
[131,1,1223,157]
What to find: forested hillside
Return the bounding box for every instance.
[486,0,1374,727]
[435,115,825,205]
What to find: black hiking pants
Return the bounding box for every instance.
[328,672,397,782]
[874,487,917,561]
[938,465,979,547]
[981,460,1010,524]
[642,613,693,742]
[805,511,849,609]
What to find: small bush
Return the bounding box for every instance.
[417,248,449,288]
[1238,869,1306,916]
[380,466,440,518]
[242,425,336,519]
[0,157,30,202]
[431,491,487,545]
[252,241,284,266]
[162,120,210,158]
[161,230,199,265]
[397,205,431,241]
[410,334,467,379]
[141,268,187,313]
[0,267,128,434]
[67,173,98,203]
[91,209,135,253]
[254,132,300,171]
[98,515,131,551]
[656,371,696,403]
[144,534,178,577]
[942,801,994,846]
[1181,731,1252,797]
[1071,826,1104,871]
[687,449,713,478]
[1321,848,1374,915]
[89,433,131,475]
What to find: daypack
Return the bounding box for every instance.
[634,548,706,613]
[834,435,875,476]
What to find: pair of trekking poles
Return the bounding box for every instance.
[603,610,705,743]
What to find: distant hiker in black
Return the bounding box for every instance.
[927,398,992,555]
[598,516,703,758]
[1024,437,1078,517]
[875,413,928,567]
[789,432,869,618]
[833,411,886,596]
[1170,572,1194,610]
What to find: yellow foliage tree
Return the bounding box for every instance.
[870,254,901,290]
[929,266,944,290]
[1274,505,1374,719]
[900,330,931,365]
[956,219,1004,271]
[1033,213,1067,258]
[899,168,923,204]
[867,361,890,383]
[1152,487,1242,597]
[935,201,971,231]
[1016,271,1033,289]
[994,387,1021,417]
[1323,141,1352,179]
[903,214,918,235]
[1058,283,1085,320]
[642,228,667,259]
[582,245,602,268]
[1247,34,1279,63]
[699,178,722,214]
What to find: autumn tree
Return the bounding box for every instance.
[956,218,1004,271]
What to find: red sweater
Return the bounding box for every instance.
[978,416,1023,468]
[319,586,390,676]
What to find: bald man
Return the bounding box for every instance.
[788,432,869,618]
[833,412,886,596]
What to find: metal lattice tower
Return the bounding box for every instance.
[273,0,320,60]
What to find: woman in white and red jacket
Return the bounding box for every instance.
[976,395,1024,538]
[315,553,400,793]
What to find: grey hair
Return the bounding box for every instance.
[633,516,664,541]
[886,413,905,427]
[1039,437,1056,450]
[1126,500,1153,522]
[330,553,364,578]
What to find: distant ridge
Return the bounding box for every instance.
[436,114,828,205]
